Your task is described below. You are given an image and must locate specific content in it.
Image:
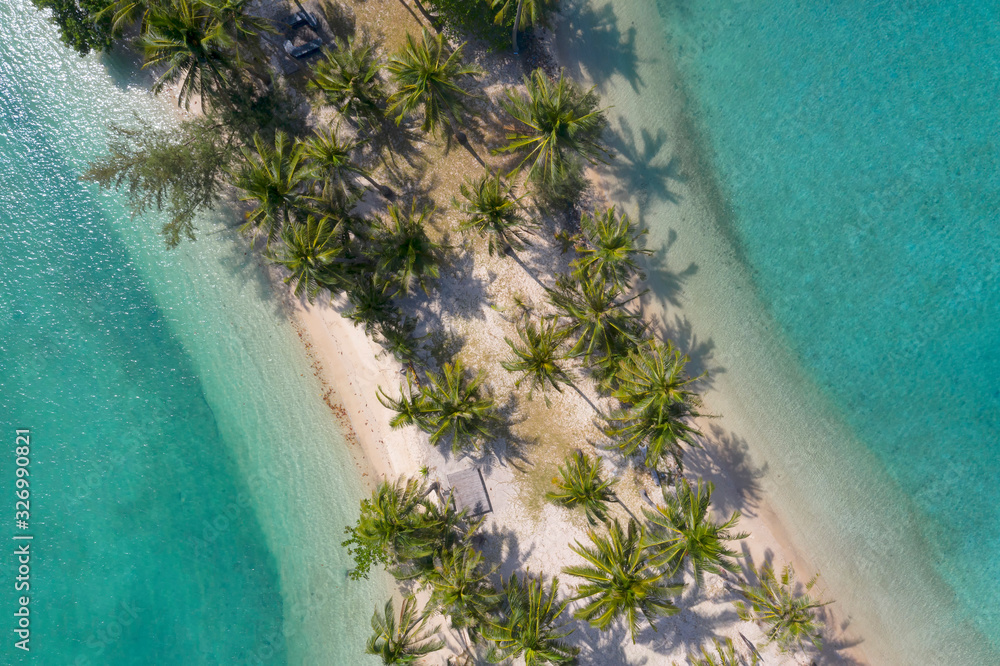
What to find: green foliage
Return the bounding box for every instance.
[735,562,829,653]
[309,36,386,131]
[502,315,572,400]
[497,69,609,187]
[546,272,645,364]
[81,116,231,248]
[424,0,511,49]
[386,28,482,134]
[378,360,499,453]
[482,574,579,666]
[455,170,532,256]
[140,0,236,109]
[424,545,501,637]
[366,595,444,665]
[228,130,310,245]
[573,206,651,291]
[298,128,367,205]
[605,339,703,469]
[30,0,113,56]
[641,478,747,586]
[564,519,681,642]
[489,0,555,29]
[545,452,616,525]
[372,202,443,296]
[342,476,455,580]
[269,214,349,301]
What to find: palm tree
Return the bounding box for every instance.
[378,378,434,431]
[545,451,615,525]
[497,69,608,185]
[299,128,386,202]
[734,562,829,653]
[342,476,440,579]
[563,519,681,642]
[372,203,443,296]
[140,0,235,109]
[422,360,499,453]
[345,272,399,334]
[573,206,651,291]
[502,315,572,401]
[367,595,444,665]
[680,638,759,666]
[605,339,703,469]
[203,0,273,67]
[97,0,152,36]
[309,36,386,130]
[379,360,498,453]
[546,273,645,363]
[229,131,311,244]
[490,0,554,29]
[455,171,532,256]
[482,574,579,666]
[641,478,747,586]
[425,545,501,640]
[269,214,347,300]
[386,29,483,135]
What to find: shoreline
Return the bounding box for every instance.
[274,0,863,663]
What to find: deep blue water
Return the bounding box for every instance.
[654,0,1000,653]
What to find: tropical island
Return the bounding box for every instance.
[33,0,853,662]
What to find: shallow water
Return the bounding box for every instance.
[0,3,384,663]
[559,0,1000,662]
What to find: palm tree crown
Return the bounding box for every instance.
[425,545,501,638]
[309,36,386,129]
[605,339,703,469]
[482,574,579,666]
[141,0,236,109]
[498,69,608,185]
[490,0,555,29]
[379,360,499,453]
[455,171,532,256]
[299,128,367,204]
[545,451,616,525]
[546,273,645,363]
[573,206,651,291]
[229,130,311,244]
[734,562,829,653]
[372,203,443,296]
[564,518,681,642]
[342,477,441,579]
[502,315,572,400]
[386,29,482,134]
[269,214,346,300]
[367,595,444,665]
[641,478,748,586]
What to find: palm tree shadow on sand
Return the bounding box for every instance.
[556,0,645,94]
[735,544,867,665]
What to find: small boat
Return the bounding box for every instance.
[284,38,323,59]
[284,10,318,29]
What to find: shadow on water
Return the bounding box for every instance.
[685,424,765,518]
[605,116,686,221]
[557,0,645,94]
[100,44,156,93]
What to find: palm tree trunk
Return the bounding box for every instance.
[512,0,526,54]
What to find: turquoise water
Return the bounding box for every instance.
[1,2,384,663]
[560,0,999,661]
[653,0,1000,653]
